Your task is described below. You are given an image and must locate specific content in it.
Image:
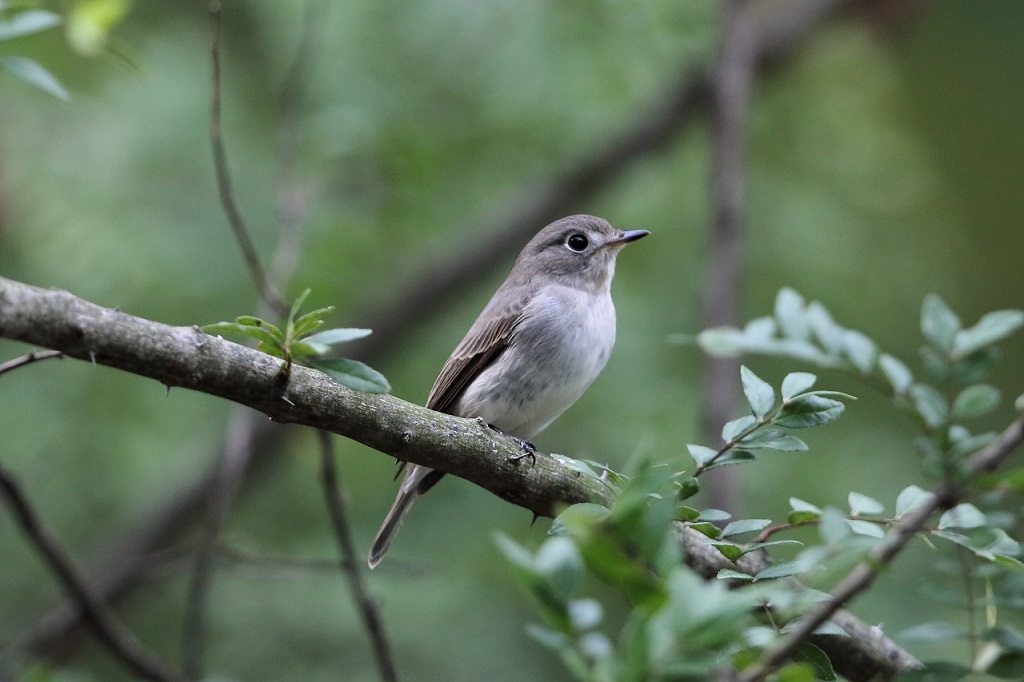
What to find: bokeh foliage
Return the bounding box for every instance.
[1,2,1023,680]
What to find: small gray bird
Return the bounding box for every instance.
[368,214,648,568]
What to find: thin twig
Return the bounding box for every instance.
[957,546,978,661]
[12,422,287,665]
[752,520,816,544]
[0,350,62,376]
[0,463,185,682]
[271,0,328,284]
[182,4,329,676]
[700,0,757,513]
[208,1,289,318]
[737,413,1024,682]
[317,431,398,682]
[677,524,920,681]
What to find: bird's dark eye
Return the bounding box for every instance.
[565,234,589,252]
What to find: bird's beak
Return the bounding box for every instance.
[603,229,650,249]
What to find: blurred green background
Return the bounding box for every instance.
[1,1,1022,680]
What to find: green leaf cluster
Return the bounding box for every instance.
[500,364,869,678]
[698,289,1024,476]
[686,367,851,475]
[500,464,856,680]
[498,467,804,681]
[689,291,1024,677]
[772,489,1021,576]
[506,292,1024,680]
[203,288,390,394]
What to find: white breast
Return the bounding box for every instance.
[455,285,616,438]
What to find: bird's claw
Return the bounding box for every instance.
[484,423,537,466]
[508,437,536,466]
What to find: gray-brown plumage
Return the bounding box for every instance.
[368,214,648,568]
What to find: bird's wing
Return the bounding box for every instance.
[398,289,528,497]
[426,289,530,415]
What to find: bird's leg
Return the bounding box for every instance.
[508,438,537,466]
[486,423,537,466]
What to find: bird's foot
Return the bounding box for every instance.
[486,423,537,466]
[508,438,536,466]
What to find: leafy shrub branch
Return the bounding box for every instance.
[499,289,1024,682]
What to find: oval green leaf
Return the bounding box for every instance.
[0,56,69,101]
[304,327,373,347]
[953,309,1024,359]
[741,365,776,419]
[878,353,913,395]
[951,384,1001,420]
[921,294,961,353]
[781,372,817,400]
[309,357,391,393]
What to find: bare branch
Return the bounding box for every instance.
[317,431,398,682]
[12,437,265,662]
[208,1,290,318]
[0,463,185,682]
[271,0,328,284]
[0,350,62,376]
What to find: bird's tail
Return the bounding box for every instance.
[367,464,432,568]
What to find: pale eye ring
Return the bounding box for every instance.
[565,233,589,252]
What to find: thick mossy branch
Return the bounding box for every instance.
[0,276,614,517]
